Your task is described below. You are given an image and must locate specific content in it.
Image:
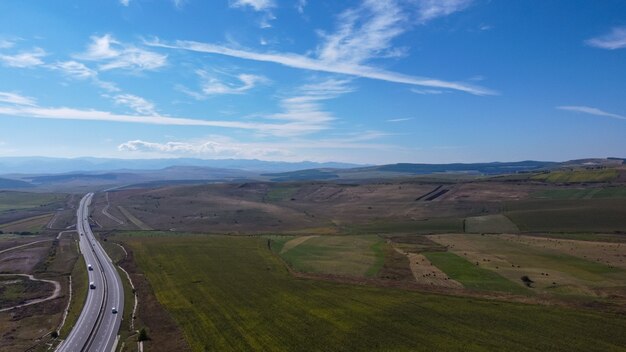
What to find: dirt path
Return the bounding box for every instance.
[390,245,463,288]
[0,274,61,312]
[102,192,124,225]
[280,235,318,254]
[118,206,152,230]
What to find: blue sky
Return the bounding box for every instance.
[0,0,625,164]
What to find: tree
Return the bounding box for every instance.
[138,327,149,342]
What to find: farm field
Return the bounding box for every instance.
[118,233,626,352]
[464,214,519,233]
[504,199,626,232]
[428,234,626,297]
[0,191,66,213]
[272,235,385,277]
[0,213,54,233]
[531,169,618,183]
[532,186,626,200]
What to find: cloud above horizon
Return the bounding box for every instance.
[586,27,626,50]
[557,105,625,120]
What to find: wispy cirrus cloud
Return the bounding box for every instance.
[0,92,37,106]
[416,0,473,23]
[585,26,626,50]
[557,105,625,120]
[0,91,331,136]
[386,117,413,122]
[148,40,493,95]
[112,94,157,115]
[0,47,46,68]
[119,0,130,6]
[77,34,167,71]
[49,60,120,92]
[180,70,267,98]
[229,0,274,11]
[148,0,492,95]
[0,39,16,49]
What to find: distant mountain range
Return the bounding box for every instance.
[0,157,363,174]
[0,157,622,191]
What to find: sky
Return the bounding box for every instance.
[0,0,625,164]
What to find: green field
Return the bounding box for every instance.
[423,251,528,294]
[277,235,385,277]
[504,199,626,232]
[121,233,626,351]
[532,187,626,200]
[0,191,65,213]
[531,169,618,183]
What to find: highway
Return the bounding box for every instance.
[57,193,124,352]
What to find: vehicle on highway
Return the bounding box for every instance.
[88,264,93,271]
[89,282,96,289]
[112,307,117,314]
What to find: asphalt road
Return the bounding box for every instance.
[56,193,124,352]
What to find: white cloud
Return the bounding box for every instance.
[386,117,413,122]
[0,47,46,68]
[556,106,625,120]
[411,88,444,94]
[112,94,157,115]
[296,0,307,14]
[0,39,15,49]
[586,27,626,50]
[0,98,331,136]
[119,0,130,6]
[149,39,494,95]
[0,92,37,106]
[316,0,406,65]
[201,71,266,96]
[51,60,97,79]
[416,0,473,23]
[118,136,290,159]
[117,132,397,160]
[78,34,167,71]
[229,0,274,11]
[265,79,353,134]
[148,0,487,95]
[173,0,187,8]
[49,60,120,92]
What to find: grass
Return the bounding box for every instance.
[0,213,54,233]
[464,214,519,233]
[531,169,618,183]
[120,233,626,351]
[532,187,626,200]
[504,199,626,232]
[422,251,528,294]
[60,248,88,337]
[350,217,464,234]
[0,191,65,213]
[264,186,297,202]
[117,206,153,230]
[279,235,385,277]
[428,234,626,296]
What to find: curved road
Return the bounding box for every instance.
[56,193,124,352]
